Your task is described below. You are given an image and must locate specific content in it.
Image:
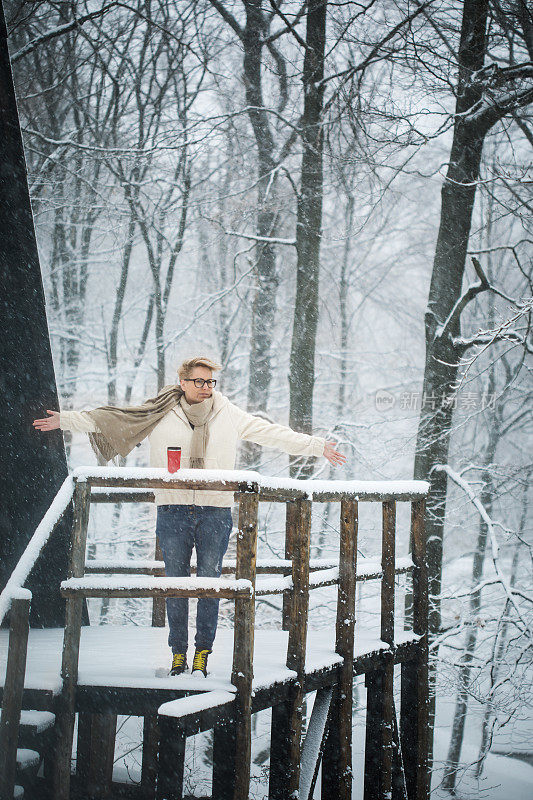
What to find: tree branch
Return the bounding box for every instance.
[10,2,119,63]
[208,0,244,41]
[433,465,533,640]
[265,0,308,50]
[437,257,491,341]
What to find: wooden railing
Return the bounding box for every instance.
[1,467,430,800]
[0,477,74,800]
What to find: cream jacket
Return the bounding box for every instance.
[60,391,326,507]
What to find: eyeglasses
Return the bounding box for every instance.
[183,378,217,388]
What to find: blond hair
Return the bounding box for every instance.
[178,356,222,380]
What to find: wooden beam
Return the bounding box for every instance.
[380,500,396,797]
[231,490,258,800]
[401,499,430,800]
[85,476,258,493]
[212,715,237,800]
[68,480,91,578]
[76,712,116,797]
[0,596,31,800]
[323,498,358,800]
[156,716,185,800]
[53,479,91,800]
[287,498,311,675]
[61,585,251,599]
[141,716,159,800]
[364,669,383,800]
[282,501,297,630]
[273,498,312,797]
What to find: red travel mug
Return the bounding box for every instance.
[167,446,181,473]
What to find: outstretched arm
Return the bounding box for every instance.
[232,406,347,467]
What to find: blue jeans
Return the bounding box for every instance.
[155,505,233,653]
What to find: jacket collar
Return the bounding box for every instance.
[171,390,227,426]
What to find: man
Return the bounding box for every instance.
[33,356,346,676]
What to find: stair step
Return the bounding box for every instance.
[15,749,40,770]
[19,710,55,734]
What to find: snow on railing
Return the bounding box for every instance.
[72,465,430,500]
[60,575,253,596]
[0,476,75,624]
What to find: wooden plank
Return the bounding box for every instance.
[76,712,91,781]
[61,585,251,599]
[311,489,428,502]
[282,501,297,631]
[401,499,430,800]
[86,476,258,492]
[381,500,396,645]
[76,712,116,796]
[212,715,237,800]
[0,596,31,800]
[156,716,185,800]
[380,501,396,797]
[329,498,358,800]
[272,498,312,800]
[53,478,91,800]
[287,498,311,674]
[91,491,155,503]
[363,669,383,800]
[141,715,159,799]
[258,488,308,502]
[269,699,293,800]
[231,490,258,800]
[69,479,91,578]
[337,499,358,798]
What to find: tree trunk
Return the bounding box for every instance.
[0,1,72,626]
[413,0,490,634]
[243,0,280,420]
[289,0,327,477]
[442,467,495,791]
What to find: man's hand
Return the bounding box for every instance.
[323,441,347,467]
[33,410,61,431]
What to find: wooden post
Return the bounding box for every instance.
[322,498,358,800]
[269,498,311,799]
[282,500,297,630]
[381,500,396,797]
[364,669,384,800]
[76,712,117,797]
[156,716,185,800]
[230,489,258,800]
[392,707,409,800]
[364,500,396,800]
[53,479,91,800]
[401,499,429,800]
[212,715,237,800]
[141,715,159,799]
[0,595,31,800]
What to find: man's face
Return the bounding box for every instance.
[180,366,215,404]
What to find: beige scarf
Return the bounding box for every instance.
[86,384,213,465]
[179,395,213,468]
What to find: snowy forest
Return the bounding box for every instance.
[1,0,532,798]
